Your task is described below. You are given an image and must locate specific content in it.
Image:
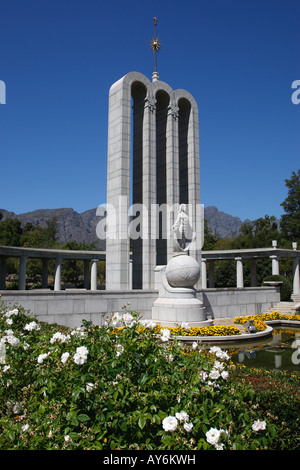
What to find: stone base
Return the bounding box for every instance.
[151,261,206,326]
[152,318,213,328]
[152,296,206,326]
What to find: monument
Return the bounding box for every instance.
[105,18,207,325]
[152,204,208,327]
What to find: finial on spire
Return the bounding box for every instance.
[150,17,161,81]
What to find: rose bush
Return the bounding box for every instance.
[0,302,299,450]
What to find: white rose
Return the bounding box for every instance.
[162,416,178,432]
[184,422,193,433]
[160,329,171,342]
[209,369,220,380]
[73,346,89,365]
[175,411,189,423]
[61,352,70,364]
[37,352,50,364]
[86,382,95,393]
[206,428,221,446]
[252,419,267,431]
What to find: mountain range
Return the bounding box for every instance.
[0,206,249,249]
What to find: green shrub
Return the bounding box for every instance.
[0,304,299,450]
[263,274,293,301]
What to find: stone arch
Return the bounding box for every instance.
[106,72,201,290]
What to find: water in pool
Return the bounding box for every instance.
[220,328,300,375]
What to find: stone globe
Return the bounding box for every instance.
[165,254,200,288]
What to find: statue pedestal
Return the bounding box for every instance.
[152,253,210,327]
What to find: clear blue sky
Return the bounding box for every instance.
[1,0,299,222]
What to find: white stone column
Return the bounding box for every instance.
[187,101,201,269]
[129,258,133,290]
[106,74,132,290]
[18,256,27,290]
[54,257,62,291]
[250,259,257,287]
[142,95,157,288]
[292,257,300,297]
[235,257,244,288]
[91,259,98,291]
[201,258,207,289]
[270,255,280,275]
[41,259,48,288]
[208,261,215,288]
[166,103,180,262]
[0,256,6,290]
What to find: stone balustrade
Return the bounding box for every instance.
[201,241,300,300]
[0,242,299,299]
[0,245,105,291]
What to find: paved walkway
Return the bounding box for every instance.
[213,317,245,332]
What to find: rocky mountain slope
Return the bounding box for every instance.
[0,206,248,248]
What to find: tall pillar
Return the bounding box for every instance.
[235,257,244,288]
[201,258,207,289]
[292,257,300,298]
[0,256,6,290]
[18,256,27,290]
[41,259,49,288]
[186,96,201,268]
[270,255,280,275]
[141,95,157,289]
[166,102,180,262]
[250,259,257,287]
[54,257,62,291]
[91,259,98,291]
[106,73,134,290]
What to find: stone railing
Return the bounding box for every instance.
[0,241,299,299]
[0,245,105,291]
[201,241,300,300]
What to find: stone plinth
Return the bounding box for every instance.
[152,254,208,327]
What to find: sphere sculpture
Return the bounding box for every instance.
[166,253,200,288]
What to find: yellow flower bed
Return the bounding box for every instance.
[234,311,300,332]
[154,324,241,337]
[234,315,267,332]
[260,311,300,322]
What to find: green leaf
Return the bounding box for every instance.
[110,440,116,450]
[138,416,146,429]
[78,413,91,422]
[158,410,167,420]
[8,430,15,441]
[119,422,128,432]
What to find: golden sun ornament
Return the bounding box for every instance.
[150,17,161,72]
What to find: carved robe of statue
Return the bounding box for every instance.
[172,204,193,253]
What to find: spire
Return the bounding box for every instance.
[150,17,161,81]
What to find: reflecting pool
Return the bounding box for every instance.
[219,328,300,375]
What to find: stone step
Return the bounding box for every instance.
[264,301,299,315]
